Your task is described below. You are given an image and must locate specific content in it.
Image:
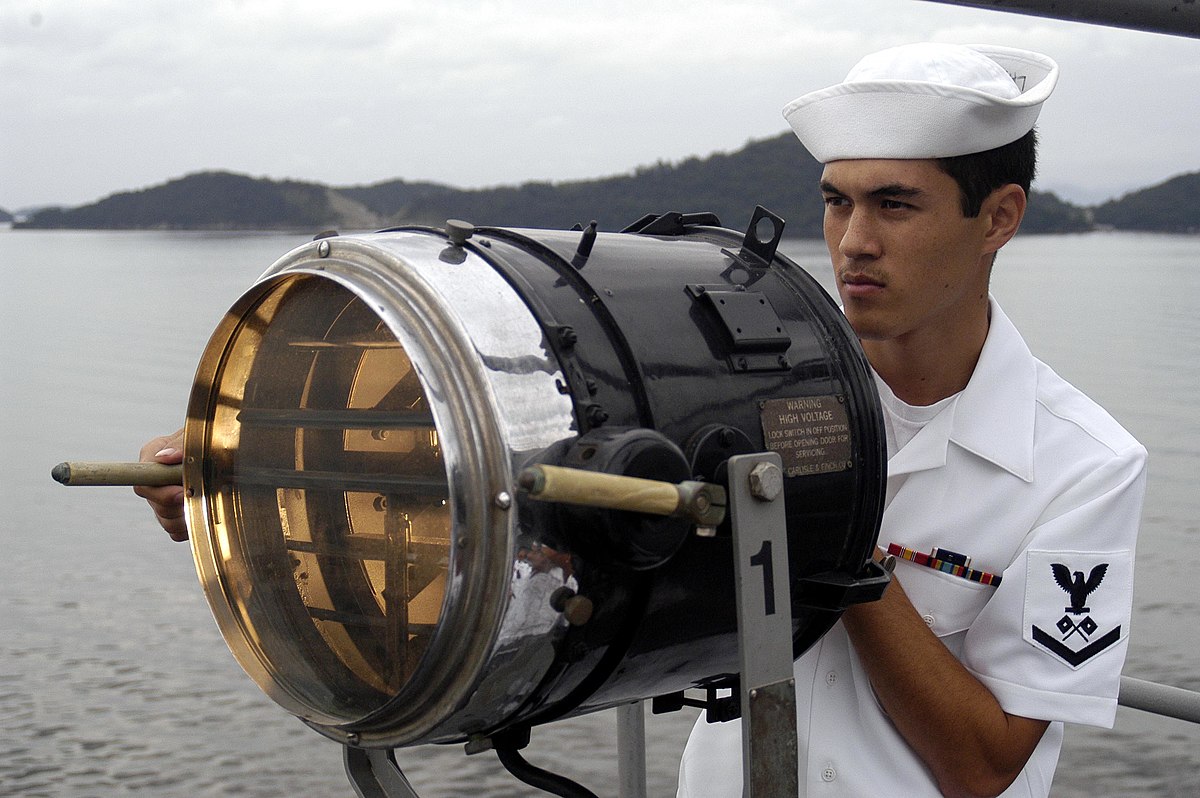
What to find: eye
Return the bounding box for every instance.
[823,195,849,208]
[880,199,911,211]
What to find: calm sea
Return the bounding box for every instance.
[1,229,1197,797]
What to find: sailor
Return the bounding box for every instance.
[677,43,1147,797]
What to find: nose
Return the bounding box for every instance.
[832,208,881,260]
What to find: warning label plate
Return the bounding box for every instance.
[759,396,852,477]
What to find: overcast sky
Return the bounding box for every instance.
[3,0,1199,211]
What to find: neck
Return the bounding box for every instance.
[864,304,991,406]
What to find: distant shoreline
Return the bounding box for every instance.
[10,134,1200,236]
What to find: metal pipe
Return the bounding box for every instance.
[1119,675,1200,724]
[616,703,648,798]
[918,0,1200,38]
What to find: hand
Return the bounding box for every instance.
[134,427,188,542]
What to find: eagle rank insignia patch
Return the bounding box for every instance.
[1023,550,1132,669]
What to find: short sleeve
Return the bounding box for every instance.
[962,442,1147,728]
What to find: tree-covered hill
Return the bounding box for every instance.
[346,134,826,235]
[17,171,383,231]
[1093,173,1200,233]
[11,133,1193,235]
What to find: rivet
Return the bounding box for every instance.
[494,491,512,510]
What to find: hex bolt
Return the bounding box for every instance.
[748,461,783,502]
[557,326,578,349]
[585,403,609,426]
[494,491,512,510]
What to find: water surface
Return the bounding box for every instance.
[1,229,1196,796]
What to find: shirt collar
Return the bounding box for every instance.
[884,298,1037,482]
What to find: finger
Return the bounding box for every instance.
[152,488,189,541]
[139,427,184,463]
[152,446,184,465]
[133,483,185,502]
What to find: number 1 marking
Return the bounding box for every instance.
[749,540,776,616]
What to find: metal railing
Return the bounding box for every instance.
[1119,675,1200,724]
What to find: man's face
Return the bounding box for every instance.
[820,159,994,346]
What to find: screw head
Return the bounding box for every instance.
[748,461,783,501]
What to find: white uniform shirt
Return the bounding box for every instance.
[678,299,1147,797]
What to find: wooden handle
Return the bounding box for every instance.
[521,464,682,516]
[518,464,726,525]
[51,461,184,487]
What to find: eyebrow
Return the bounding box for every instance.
[819,180,924,200]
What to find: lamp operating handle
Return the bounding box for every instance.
[51,461,184,487]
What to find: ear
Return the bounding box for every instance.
[980,184,1027,255]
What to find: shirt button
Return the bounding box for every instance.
[826,671,838,686]
[822,766,837,782]
[922,614,935,628]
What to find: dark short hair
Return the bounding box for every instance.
[936,128,1038,217]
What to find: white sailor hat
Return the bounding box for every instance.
[782,42,1058,162]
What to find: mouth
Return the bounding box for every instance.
[838,272,886,298]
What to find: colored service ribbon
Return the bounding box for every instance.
[886,543,1003,587]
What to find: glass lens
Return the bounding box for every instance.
[204,274,449,723]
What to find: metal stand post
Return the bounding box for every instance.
[727,453,802,798]
[616,702,648,798]
[344,746,422,798]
